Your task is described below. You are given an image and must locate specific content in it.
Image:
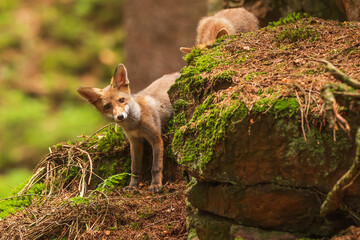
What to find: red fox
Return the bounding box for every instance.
[180,8,259,53]
[77,64,180,192]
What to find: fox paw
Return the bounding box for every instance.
[149,184,162,193]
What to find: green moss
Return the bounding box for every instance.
[183,48,203,65]
[268,12,308,28]
[173,99,189,112]
[282,121,352,176]
[174,45,246,100]
[276,26,320,43]
[94,125,127,153]
[166,100,187,133]
[0,181,43,219]
[270,98,299,117]
[213,69,236,82]
[172,95,247,169]
[252,97,299,118]
[231,92,240,99]
[252,98,275,112]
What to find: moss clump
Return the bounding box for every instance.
[91,125,127,153]
[172,45,245,100]
[268,12,308,28]
[172,95,247,169]
[269,98,299,117]
[276,26,320,43]
[183,48,204,65]
[252,97,299,118]
[0,182,43,219]
[213,69,236,82]
[51,124,131,189]
[173,99,189,112]
[83,125,131,185]
[283,122,352,176]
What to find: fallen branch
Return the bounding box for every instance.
[321,59,360,89]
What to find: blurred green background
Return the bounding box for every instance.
[0,0,124,197]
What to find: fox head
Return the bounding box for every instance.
[77,64,133,123]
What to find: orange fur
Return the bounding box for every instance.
[78,64,180,192]
[180,8,259,53]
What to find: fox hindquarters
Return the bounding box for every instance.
[180,8,259,53]
[77,64,179,192]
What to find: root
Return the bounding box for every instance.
[319,59,360,217]
[320,59,360,89]
[320,128,360,217]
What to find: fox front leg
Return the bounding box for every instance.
[148,136,164,193]
[126,136,143,190]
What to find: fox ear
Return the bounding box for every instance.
[77,87,103,104]
[111,64,130,93]
[216,28,229,39]
[180,47,192,53]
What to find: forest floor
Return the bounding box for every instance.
[1,16,360,240]
[0,181,187,240]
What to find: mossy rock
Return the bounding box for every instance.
[169,16,360,237]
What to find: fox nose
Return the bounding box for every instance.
[117,114,124,121]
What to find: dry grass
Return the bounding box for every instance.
[0,124,186,240]
[0,182,186,240]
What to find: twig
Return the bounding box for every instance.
[0,194,52,202]
[17,167,45,195]
[321,59,360,89]
[78,123,115,146]
[329,42,360,60]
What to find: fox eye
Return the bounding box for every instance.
[104,103,112,110]
[118,98,125,103]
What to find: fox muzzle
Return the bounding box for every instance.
[114,104,130,122]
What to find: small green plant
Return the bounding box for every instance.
[130,221,140,230]
[95,173,132,193]
[70,196,90,205]
[244,74,253,81]
[138,206,153,218]
[244,72,267,82]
